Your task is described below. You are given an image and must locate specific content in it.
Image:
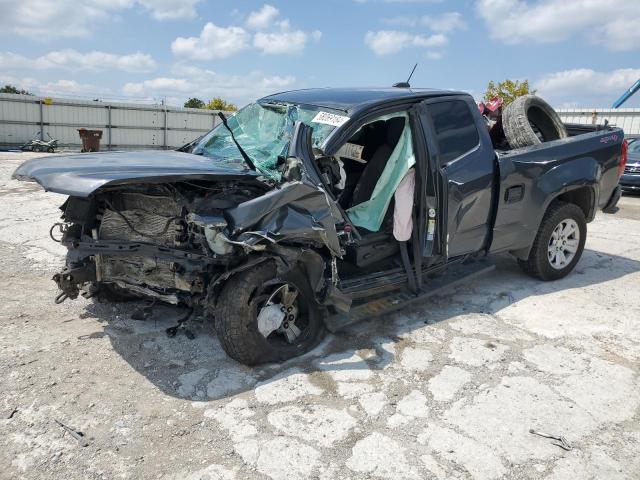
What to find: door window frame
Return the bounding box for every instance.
[422,97,483,168]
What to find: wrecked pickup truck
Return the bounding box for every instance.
[13,88,627,365]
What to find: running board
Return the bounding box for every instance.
[325,260,495,333]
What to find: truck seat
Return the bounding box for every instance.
[350,117,405,207]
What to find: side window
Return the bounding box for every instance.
[429,100,479,165]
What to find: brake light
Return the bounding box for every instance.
[619,139,628,177]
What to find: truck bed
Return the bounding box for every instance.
[490,125,624,256]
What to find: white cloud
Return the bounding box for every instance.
[385,12,466,32]
[171,23,250,60]
[376,12,464,58]
[123,66,297,106]
[254,29,322,55]
[0,50,156,73]
[0,73,115,99]
[535,68,640,107]
[355,0,441,3]
[248,4,322,55]
[138,0,201,20]
[253,30,306,55]
[245,4,280,30]
[123,77,192,95]
[0,0,201,38]
[476,0,640,51]
[422,12,466,33]
[0,0,127,38]
[172,5,322,59]
[37,79,111,97]
[364,30,446,55]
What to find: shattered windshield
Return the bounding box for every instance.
[192,101,345,180]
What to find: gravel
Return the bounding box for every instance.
[1,151,639,479]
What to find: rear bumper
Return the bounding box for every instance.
[603,185,622,213]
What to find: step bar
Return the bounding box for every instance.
[325,259,495,332]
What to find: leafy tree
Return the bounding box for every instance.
[184,97,205,109]
[0,84,33,95]
[484,80,536,105]
[205,97,238,111]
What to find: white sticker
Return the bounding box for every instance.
[336,142,365,162]
[311,111,350,127]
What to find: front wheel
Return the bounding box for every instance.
[214,262,326,365]
[518,202,586,281]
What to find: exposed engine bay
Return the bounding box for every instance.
[52,177,346,312]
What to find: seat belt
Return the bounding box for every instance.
[411,210,423,290]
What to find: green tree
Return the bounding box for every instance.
[484,80,536,105]
[205,97,238,111]
[0,84,33,95]
[184,97,205,109]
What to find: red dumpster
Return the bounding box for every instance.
[78,129,103,152]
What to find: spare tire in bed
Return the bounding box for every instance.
[502,95,568,149]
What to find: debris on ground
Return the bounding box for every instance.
[529,428,573,451]
[54,419,89,447]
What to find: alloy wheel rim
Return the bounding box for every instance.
[547,218,580,270]
[256,283,303,343]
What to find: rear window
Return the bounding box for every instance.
[429,100,479,164]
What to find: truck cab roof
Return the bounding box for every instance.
[259,87,468,115]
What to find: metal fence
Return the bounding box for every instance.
[0,93,227,150]
[557,108,640,138]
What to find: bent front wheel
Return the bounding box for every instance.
[214,262,326,365]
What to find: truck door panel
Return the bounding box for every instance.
[418,97,495,258]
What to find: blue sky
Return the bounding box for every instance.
[1,0,639,108]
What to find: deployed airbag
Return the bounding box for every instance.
[346,113,415,231]
[393,168,415,241]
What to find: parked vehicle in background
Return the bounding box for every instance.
[620,138,640,192]
[13,88,626,365]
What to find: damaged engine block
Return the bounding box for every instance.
[54,182,260,305]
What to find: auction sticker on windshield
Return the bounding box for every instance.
[311,111,350,127]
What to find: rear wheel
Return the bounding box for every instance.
[518,202,586,281]
[214,262,326,365]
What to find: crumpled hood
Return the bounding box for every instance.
[12,150,258,197]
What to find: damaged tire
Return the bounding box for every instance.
[214,262,326,365]
[503,95,568,149]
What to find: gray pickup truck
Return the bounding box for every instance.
[13,88,626,365]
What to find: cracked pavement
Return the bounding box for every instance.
[0,152,639,479]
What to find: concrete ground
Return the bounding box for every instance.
[0,151,639,480]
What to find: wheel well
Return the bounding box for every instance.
[510,186,594,261]
[555,187,594,221]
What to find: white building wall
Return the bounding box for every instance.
[557,108,640,138]
[0,93,225,150]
